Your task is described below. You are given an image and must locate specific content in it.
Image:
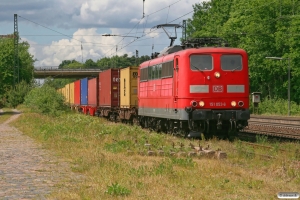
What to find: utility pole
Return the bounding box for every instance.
[143,0,145,18]
[135,50,139,66]
[115,45,118,68]
[182,20,187,43]
[266,56,291,116]
[81,42,83,63]
[14,14,19,86]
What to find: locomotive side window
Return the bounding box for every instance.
[221,55,242,71]
[161,61,173,78]
[157,64,162,78]
[141,61,173,81]
[190,55,213,71]
[140,68,148,82]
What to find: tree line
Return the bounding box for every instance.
[58,54,150,70]
[186,0,300,103]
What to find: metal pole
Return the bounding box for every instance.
[288,58,290,116]
[143,0,145,18]
[266,56,291,116]
[14,14,19,86]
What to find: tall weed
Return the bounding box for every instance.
[24,85,68,116]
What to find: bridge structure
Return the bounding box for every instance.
[34,67,103,79]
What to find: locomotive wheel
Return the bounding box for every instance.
[132,117,139,126]
[228,129,237,141]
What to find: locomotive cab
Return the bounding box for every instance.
[183,48,250,138]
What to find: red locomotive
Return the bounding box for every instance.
[138,38,250,138]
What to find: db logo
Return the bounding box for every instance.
[213,85,223,93]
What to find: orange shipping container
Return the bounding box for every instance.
[69,82,75,105]
[61,87,66,102]
[65,84,70,104]
[120,67,138,108]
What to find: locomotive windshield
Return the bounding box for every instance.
[190,55,213,71]
[221,55,242,71]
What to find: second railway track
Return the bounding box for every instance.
[240,115,300,140]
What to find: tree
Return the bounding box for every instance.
[0,35,34,106]
[186,0,300,103]
[84,59,97,68]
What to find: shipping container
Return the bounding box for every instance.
[69,82,75,105]
[120,67,138,108]
[88,77,98,106]
[74,80,81,105]
[99,69,120,107]
[65,84,70,104]
[81,78,88,105]
[61,87,66,102]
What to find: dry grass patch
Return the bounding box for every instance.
[11,111,300,200]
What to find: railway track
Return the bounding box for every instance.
[240,115,300,140]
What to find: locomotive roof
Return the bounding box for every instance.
[140,46,247,68]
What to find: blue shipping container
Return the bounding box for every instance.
[80,78,88,105]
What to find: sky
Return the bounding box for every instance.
[0,0,203,68]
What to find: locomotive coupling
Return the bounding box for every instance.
[217,113,222,130]
[185,106,193,113]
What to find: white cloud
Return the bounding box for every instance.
[4,0,204,67]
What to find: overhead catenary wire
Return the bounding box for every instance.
[18,0,197,60]
[102,0,188,58]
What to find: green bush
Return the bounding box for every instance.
[250,97,300,116]
[5,81,32,108]
[24,85,68,116]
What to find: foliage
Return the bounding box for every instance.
[5,80,32,108]
[252,98,300,116]
[0,36,34,95]
[186,0,300,103]
[58,53,151,71]
[24,85,68,116]
[43,77,75,90]
[105,182,131,196]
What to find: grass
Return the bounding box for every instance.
[9,109,300,200]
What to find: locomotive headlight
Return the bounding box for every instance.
[214,72,221,78]
[191,100,197,107]
[238,101,244,107]
[231,101,237,107]
[199,101,205,107]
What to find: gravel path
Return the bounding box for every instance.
[0,109,79,199]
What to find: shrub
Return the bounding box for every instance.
[5,81,32,108]
[24,85,68,116]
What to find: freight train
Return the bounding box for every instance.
[58,38,250,138]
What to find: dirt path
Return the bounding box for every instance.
[0,110,80,199]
